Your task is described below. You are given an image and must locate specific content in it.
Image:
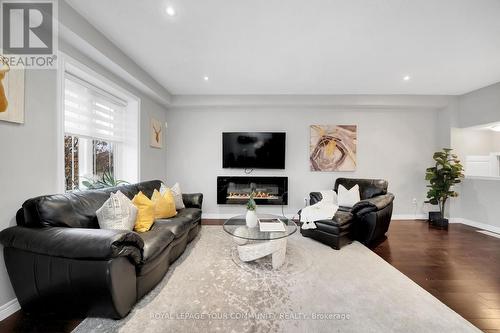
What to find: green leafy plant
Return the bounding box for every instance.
[425,148,464,218]
[82,169,129,190]
[246,192,256,211]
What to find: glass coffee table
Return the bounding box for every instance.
[223,214,298,269]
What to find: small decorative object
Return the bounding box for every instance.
[310,125,357,171]
[150,118,163,148]
[245,192,258,228]
[425,148,464,229]
[82,169,129,190]
[0,56,25,123]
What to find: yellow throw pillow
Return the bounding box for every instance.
[151,189,177,219]
[132,191,155,233]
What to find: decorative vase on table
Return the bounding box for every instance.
[245,192,258,228]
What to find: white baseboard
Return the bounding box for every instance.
[449,217,500,234]
[392,214,427,220]
[202,213,428,220]
[0,298,20,322]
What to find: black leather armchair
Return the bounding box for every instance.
[301,178,394,248]
[0,180,203,319]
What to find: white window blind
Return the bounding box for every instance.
[64,73,127,142]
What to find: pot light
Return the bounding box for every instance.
[203,76,209,81]
[166,6,176,16]
[490,125,500,132]
[403,75,411,81]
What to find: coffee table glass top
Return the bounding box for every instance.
[223,214,298,241]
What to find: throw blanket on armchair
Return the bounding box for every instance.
[300,190,339,229]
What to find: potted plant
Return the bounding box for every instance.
[245,192,258,228]
[82,169,129,190]
[425,148,464,229]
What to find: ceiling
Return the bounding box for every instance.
[66,0,500,95]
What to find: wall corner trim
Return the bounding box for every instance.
[0,298,20,322]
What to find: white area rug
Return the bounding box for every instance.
[74,226,479,333]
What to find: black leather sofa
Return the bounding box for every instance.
[300,178,394,249]
[0,180,203,319]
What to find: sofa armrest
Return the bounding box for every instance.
[182,193,203,209]
[351,193,395,216]
[309,192,323,205]
[0,226,144,265]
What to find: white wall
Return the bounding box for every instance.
[166,106,439,218]
[0,6,169,318]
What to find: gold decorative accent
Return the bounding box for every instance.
[0,55,10,113]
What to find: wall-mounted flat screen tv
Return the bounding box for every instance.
[222,132,286,169]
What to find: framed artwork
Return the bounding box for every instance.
[310,125,357,171]
[0,62,25,124]
[150,118,163,148]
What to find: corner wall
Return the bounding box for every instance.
[452,82,500,231]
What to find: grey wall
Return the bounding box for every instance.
[166,107,439,218]
[0,11,168,315]
[0,70,59,308]
[458,82,500,127]
[453,82,500,229]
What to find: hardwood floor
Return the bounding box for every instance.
[0,220,499,333]
[373,220,500,333]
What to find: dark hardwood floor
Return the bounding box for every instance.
[372,220,500,333]
[0,220,499,333]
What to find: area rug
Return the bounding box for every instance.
[73,226,480,333]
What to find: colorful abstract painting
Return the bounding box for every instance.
[0,61,24,123]
[310,125,357,171]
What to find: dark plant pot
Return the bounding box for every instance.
[428,211,442,222]
[430,218,449,230]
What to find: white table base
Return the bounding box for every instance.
[236,236,287,270]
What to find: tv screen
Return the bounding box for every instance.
[223,132,286,169]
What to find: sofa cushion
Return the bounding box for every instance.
[175,208,202,225]
[314,210,353,232]
[137,225,175,262]
[334,178,387,200]
[19,180,162,228]
[154,216,193,238]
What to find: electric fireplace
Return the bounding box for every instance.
[217,176,288,205]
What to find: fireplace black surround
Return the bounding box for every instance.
[217,176,288,205]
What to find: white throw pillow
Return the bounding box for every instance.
[337,184,361,208]
[96,190,137,230]
[161,182,185,210]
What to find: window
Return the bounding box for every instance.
[63,70,136,191]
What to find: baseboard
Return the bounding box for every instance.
[0,298,20,322]
[449,217,500,234]
[392,214,427,220]
[202,213,241,219]
[202,213,427,220]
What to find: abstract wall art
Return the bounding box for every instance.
[150,118,163,148]
[0,57,25,123]
[310,125,357,171]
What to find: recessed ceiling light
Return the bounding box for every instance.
[203,76,209,81]
[490,125,500,132]
[166,6,176,16]
[403,75,411,81]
